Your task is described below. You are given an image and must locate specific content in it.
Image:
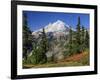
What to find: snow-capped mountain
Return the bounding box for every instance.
[44,20,69,33]
[32,20,70,36]
[32,20,72,41]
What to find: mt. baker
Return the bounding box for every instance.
[32,20,72,37]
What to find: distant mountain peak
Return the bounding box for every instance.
[32,20,76,35]
[32,20,77,41]
[52,20,65,26]
[44,20,69,33]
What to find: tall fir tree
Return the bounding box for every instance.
[81,26,85,51]
[84,30,89,48]
[76,16,81,53]
[28,28,49,64]
[81,26,85,41]
[40,28,49,63]
[23,13,32,60]
[76,16,81,44]
[69,26,73,54]
[41,28,49,53]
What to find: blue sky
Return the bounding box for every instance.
[23,11,90,31]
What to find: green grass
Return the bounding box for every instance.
[23,61,83,68]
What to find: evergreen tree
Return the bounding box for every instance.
[69,26,72,44]
[41,28,48,52]
[69,26,73,54]
[76,16,81,53]
[40,28,49,63]
[23,13,32,60]
[76,16,81,45]
[27,28,49,64]
[65,26,76,56]
[81,26,85,42]
[84,30,89,48]
[81,26,85,51]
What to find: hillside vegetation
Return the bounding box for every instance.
[23,50,89,68]
[22,13,89,68]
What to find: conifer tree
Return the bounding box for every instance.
[76,16,81,53]
[39,28,49,63]
[84,30,89,48]
[81,26,85,51]
[81,26,85,42]
[69,26,73,54]
[41,28,49,53]
[23,13,32,60]
[76,17,81,44]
